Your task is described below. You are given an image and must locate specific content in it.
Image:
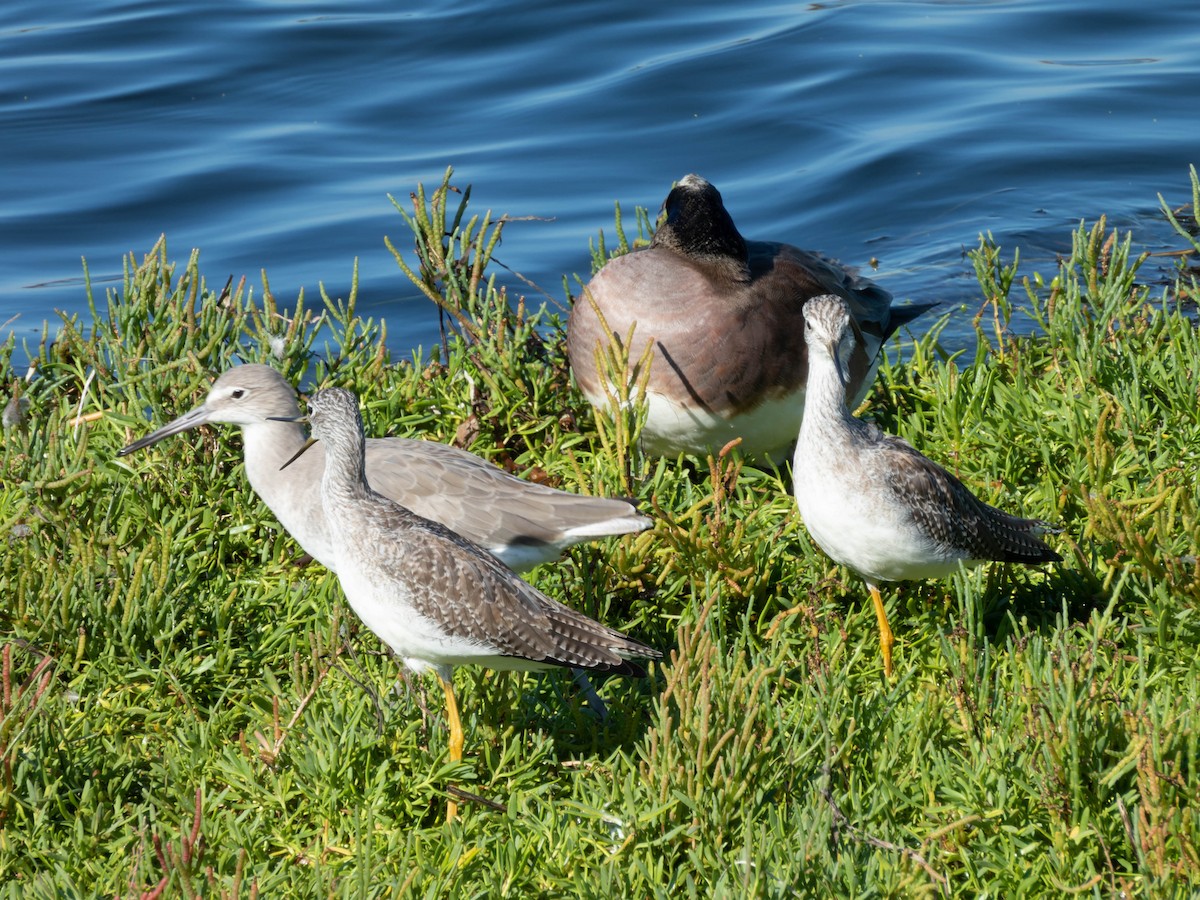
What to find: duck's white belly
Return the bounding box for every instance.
[639,389,803,463]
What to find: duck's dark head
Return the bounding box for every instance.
[652,174,748,263]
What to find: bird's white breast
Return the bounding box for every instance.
[793,442,964,585]
[331,540,497,671]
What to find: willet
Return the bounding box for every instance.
[118,365,651,572]
[280,387,660,821]
[790,294,1061,676]
[567,174,935,462]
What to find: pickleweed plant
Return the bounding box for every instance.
[1,171,1198,896]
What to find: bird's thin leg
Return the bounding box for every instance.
[572,669,610,722]
[438,669,463,823]
[869,584,894,677]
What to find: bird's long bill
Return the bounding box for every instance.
[840,318,863,395]
[116,404,213,457]
[830,338,851,395]
[279,436,317,470]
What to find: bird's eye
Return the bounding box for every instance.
[231,389,245,400]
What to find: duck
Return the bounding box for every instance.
[567,174,934,462]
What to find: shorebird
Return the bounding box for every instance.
[279,387,660,820]
[118,365,651,572]
[790,294,1060,676]
[567,174,934,463]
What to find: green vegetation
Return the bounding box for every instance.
[1,167,1198,896]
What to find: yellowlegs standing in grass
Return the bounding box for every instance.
[278,387,660,821]
[118,365,651,572]
[567,174,935,462]
[790,294,1061,676]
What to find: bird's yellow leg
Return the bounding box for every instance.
[438,670,463,823]
[869,585,895,677]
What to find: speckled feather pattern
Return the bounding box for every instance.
[309,387,660,675]
[858,421,1060,563]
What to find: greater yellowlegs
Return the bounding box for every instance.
[791,294,1060,675]
[567,174,934,462]
[282,387,659,820]
[118,365,651,572]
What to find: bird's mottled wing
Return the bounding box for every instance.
[872,433,1060,564]
[359,493,658,673]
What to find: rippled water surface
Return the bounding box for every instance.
[3,0,1198,360]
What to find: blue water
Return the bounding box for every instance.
[3,0,1198,362]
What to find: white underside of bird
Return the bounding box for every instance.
[334,561,504,672]
[628,355,881,463]
[640,389,802,461]
[793,438,974,585]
